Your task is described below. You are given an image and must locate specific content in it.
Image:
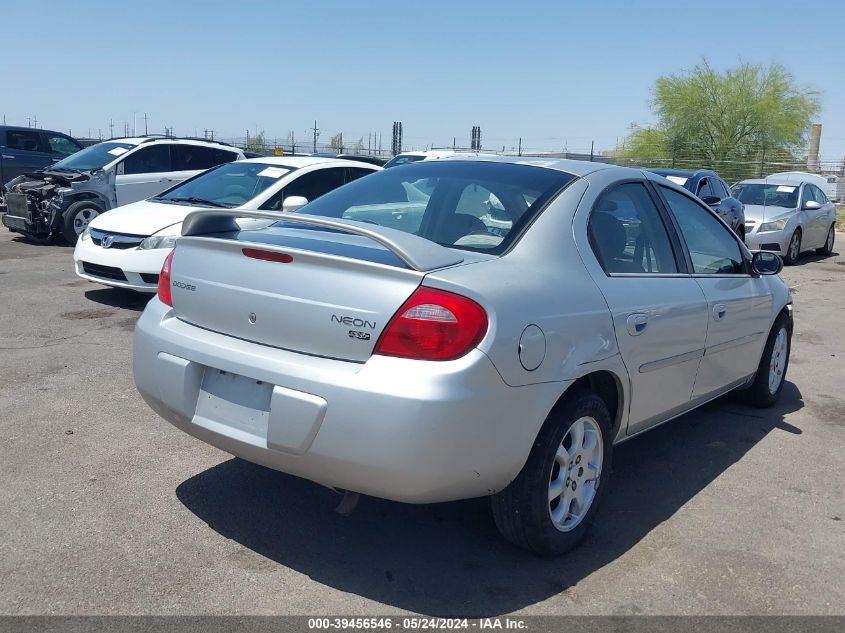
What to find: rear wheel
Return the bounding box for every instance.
[61,200,102,245]
[816,224,835,255]
[491,392,613,556]
[738,312,791,408]
[783,229,801,265]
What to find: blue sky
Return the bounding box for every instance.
[3,0,844,158]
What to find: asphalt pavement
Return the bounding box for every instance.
[0,230,843,616]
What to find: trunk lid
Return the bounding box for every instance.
[168,212,468,362]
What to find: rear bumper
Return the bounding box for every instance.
[133,298,565,503]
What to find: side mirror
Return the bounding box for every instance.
[281,195,308,212]
[751,251,783,275]
[803,200,821,210]
[701,195,721,206]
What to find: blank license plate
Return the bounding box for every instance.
[195,368,272,439]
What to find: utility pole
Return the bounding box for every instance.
[143,113,149,135]
[109,119,114,138]
[590,140,594,162]
[518,137,522,156]
[311,120,319,153]
[453,137,456,151]
[391,122,403,155]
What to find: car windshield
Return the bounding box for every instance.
[154,162,292,207]
[50,142,135,171]
[732,183,799,208]
[279,161,574,255]
[383,154,427,168]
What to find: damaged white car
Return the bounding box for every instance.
[1,137,244,244]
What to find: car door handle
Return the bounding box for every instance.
[158,178,172,182]
[626,313,649,336]
[1,155,14,159]
[712,304,727,320]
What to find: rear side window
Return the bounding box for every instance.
[660,187,744,274]
[6,130,44,152]
[121,144,172,174]
[588,183,678,274]
[171,145,238,171]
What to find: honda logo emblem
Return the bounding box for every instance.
[101,235,114,249]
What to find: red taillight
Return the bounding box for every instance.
[242,248,293,263]
[158,249,175,306]
[374,287,488,361]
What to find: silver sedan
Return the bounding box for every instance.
[133,157,793,556]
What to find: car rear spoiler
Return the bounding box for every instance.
[181,209,464,272]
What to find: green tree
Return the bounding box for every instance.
[620,60,820,181]
[328,132,343,153]
[244,130,266,153]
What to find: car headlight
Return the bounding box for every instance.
[79,226,91,241]
[758,218,787,232]
[138,234,179,250]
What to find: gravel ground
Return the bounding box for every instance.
[0,230,843,616]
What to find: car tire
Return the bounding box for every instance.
[783,229,801,265]
[816,224,835,255]
[491,391,613,556]
[737,312,791,409]
[61,200,103,245]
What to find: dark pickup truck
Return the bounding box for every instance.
[0,126,83,186]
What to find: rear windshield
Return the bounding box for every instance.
[284,161,575,254]
[153,162,291,207]
[50,142,135,171]
[731,183,798,208]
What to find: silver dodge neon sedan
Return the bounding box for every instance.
[133,157,793,556]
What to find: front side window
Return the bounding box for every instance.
[810,184,828,204]
[697,178,714,199]
[6,130,44,152]
[47,134,82,156]
[121,144,171,175]
[799,184,814,208]
[279,161,574,254]
[588,182,678,274]
[50,141,135,171]
[660,187,744,274]
[154,161,292,207]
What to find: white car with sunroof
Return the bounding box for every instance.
[73,156,379,292]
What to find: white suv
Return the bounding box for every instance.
[2,137,244,244]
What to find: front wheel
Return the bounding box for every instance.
[783,230,801,265]
[491,392,613,556]
[61,200,103,245]
[738,312,792,408]
[816,224,835,255]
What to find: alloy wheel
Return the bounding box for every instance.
[548,416,604,532]
[768,327,788,395]
[788,233,800,261]
[73,208,99,235]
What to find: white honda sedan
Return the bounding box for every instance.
[73,157,379,292]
